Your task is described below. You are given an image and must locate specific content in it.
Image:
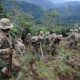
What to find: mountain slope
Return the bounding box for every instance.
[18,1,44,19]
[17,0,54,10]
[2,0,80,25]
[1,0,44,20]
[50,1,80,25]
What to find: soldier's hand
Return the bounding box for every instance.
[4,48,13,54]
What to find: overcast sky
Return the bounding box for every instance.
[64,0,80,1]
[19,0,80,4]
[50,0,80,1]
[50,0,80,3]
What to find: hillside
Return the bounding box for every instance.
[17,0,54,10]
[18,1,44,19]
[50,1,80,25]
[18,1,80,25]
[2,0,80,25]
[1,0,44,20]
[1,0,80,80]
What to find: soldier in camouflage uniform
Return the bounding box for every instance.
[67,33,75,49]
[31,36,39,53]
[0,18,20,78]
[49,39,58,56]
[25,33,31,49]
[14,38,26,55]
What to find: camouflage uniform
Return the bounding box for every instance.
[0,32,13,68]
[49,39,57,56]
[31,36,39,53]
[0,18,20,77]
[25,33,31,48]
[14,38,26,55]
[68,33,77,49]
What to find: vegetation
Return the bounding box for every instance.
[0,3,6,18]
[0,0,80,80]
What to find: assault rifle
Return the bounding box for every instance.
[8,35,13,78]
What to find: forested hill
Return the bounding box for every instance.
[1,0,44,20]
[49,1,80,25]
[17,1,44,19]
[18,0,80,25]
[21,0,80,25]
[2,0,80,25]
[17,0,54,10]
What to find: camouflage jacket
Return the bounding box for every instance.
[0,32,21,70]
[0,32,13,62]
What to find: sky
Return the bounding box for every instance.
[18,0,80,4]
[64,0,80,1]
[50,0,80,3]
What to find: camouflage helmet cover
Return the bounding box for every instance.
[0,18,13,29]
[31,36,38,42]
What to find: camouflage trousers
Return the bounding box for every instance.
[49,45,57,56]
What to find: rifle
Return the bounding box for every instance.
[7,35,13,78]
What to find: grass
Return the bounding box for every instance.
[0,42,80,80]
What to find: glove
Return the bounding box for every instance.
[4,48,13,54]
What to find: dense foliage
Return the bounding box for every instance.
[0,1,80,80]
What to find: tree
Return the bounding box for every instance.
[0,3,6,18]
[43,10,59,28]
[4,0,34,38]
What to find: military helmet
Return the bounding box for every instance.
[70,29,73,32]
[74,29,78,32]
[31,36,38,42]
[40,30,43,34]
[45,31,50,35]
[0,18,13,29]
[78,27,80,33]
[27,33,31,36]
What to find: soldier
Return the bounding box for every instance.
[74,29,78,33]
[39,30,45,37]
[45,31,50,36]
[49,39,58,56]
[25,33,31,48]
[14,37,26,56]
[31,36,39,53]
[70,29,73,33]
[45,31,50,45]
[67,32,77,49]
[78,27,80,33]
[0,18,20,78]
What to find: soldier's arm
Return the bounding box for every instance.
[0,39,4,53]
[0,49,6,53]
[0,39,12,54]
[0,48,12,54]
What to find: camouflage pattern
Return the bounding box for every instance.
[39,31,45,37]
[79,27,80,33]
[0,31,21,73]
[25,33,31,47]
[14,38,26,55]
[70,29,73,33]
[49,39,57,56]
[67,32,80,49]
[45,33,61,45]
[0,32,12,68]
[0,18,20,76]
[31,35,44,53]
[0,18,13,29]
